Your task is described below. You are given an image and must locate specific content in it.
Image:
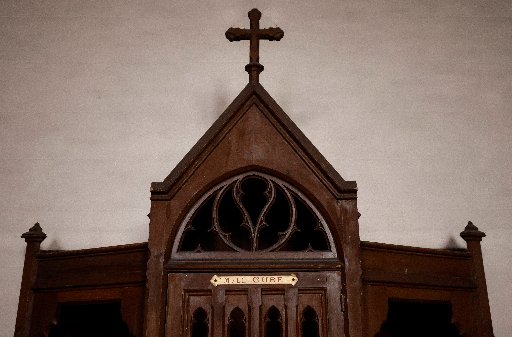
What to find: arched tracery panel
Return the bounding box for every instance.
[174,172,335,255]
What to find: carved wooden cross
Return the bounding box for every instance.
[226,8,284,83]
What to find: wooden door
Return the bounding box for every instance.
[166,271,344,337]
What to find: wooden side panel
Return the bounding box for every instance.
[361,242,474,288]
[35,243,148,289]
[360,242,478,337]
[26,243,148,337]
[29,286,146,337]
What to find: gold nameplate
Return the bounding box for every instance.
[210,274,298,287]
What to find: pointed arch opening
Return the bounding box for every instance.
[264,306,283,337]
[301,306,320,337]
[228,307,246,337]
[191,307,209,337]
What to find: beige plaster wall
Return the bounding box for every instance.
[1,1,510,336]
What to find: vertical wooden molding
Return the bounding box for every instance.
[14,223,46,337]
[285,287,298,337]
[144,201,169,337]
[326,272,345,337]
[460,221,495,337]
[248,288,261,337]
[341,200,363,337]
[143,252,167,337]
[212,287,225,337]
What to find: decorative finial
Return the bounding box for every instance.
[460,221,486,242]
[225,8,284,83]
[21,222,47,243]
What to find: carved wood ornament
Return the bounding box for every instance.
[176,172,333,254]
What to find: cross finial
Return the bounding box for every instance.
[226,8,284,83]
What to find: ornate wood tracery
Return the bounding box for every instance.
[176,172,333,254]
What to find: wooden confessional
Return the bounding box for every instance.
[15,8,494,337]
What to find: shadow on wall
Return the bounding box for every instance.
[443,235,465,250]
[45,238,62,251]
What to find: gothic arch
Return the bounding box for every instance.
[301,306,320,337]
[190,307,209,337]
[228,307,246,337]
[264,306,283,337]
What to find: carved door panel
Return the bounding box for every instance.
[167,271,344,337]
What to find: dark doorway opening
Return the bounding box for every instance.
[374,299,462,337]
[47,302,133,337]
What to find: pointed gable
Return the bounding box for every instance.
[145,82,362,337]
[150,82,357,201]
